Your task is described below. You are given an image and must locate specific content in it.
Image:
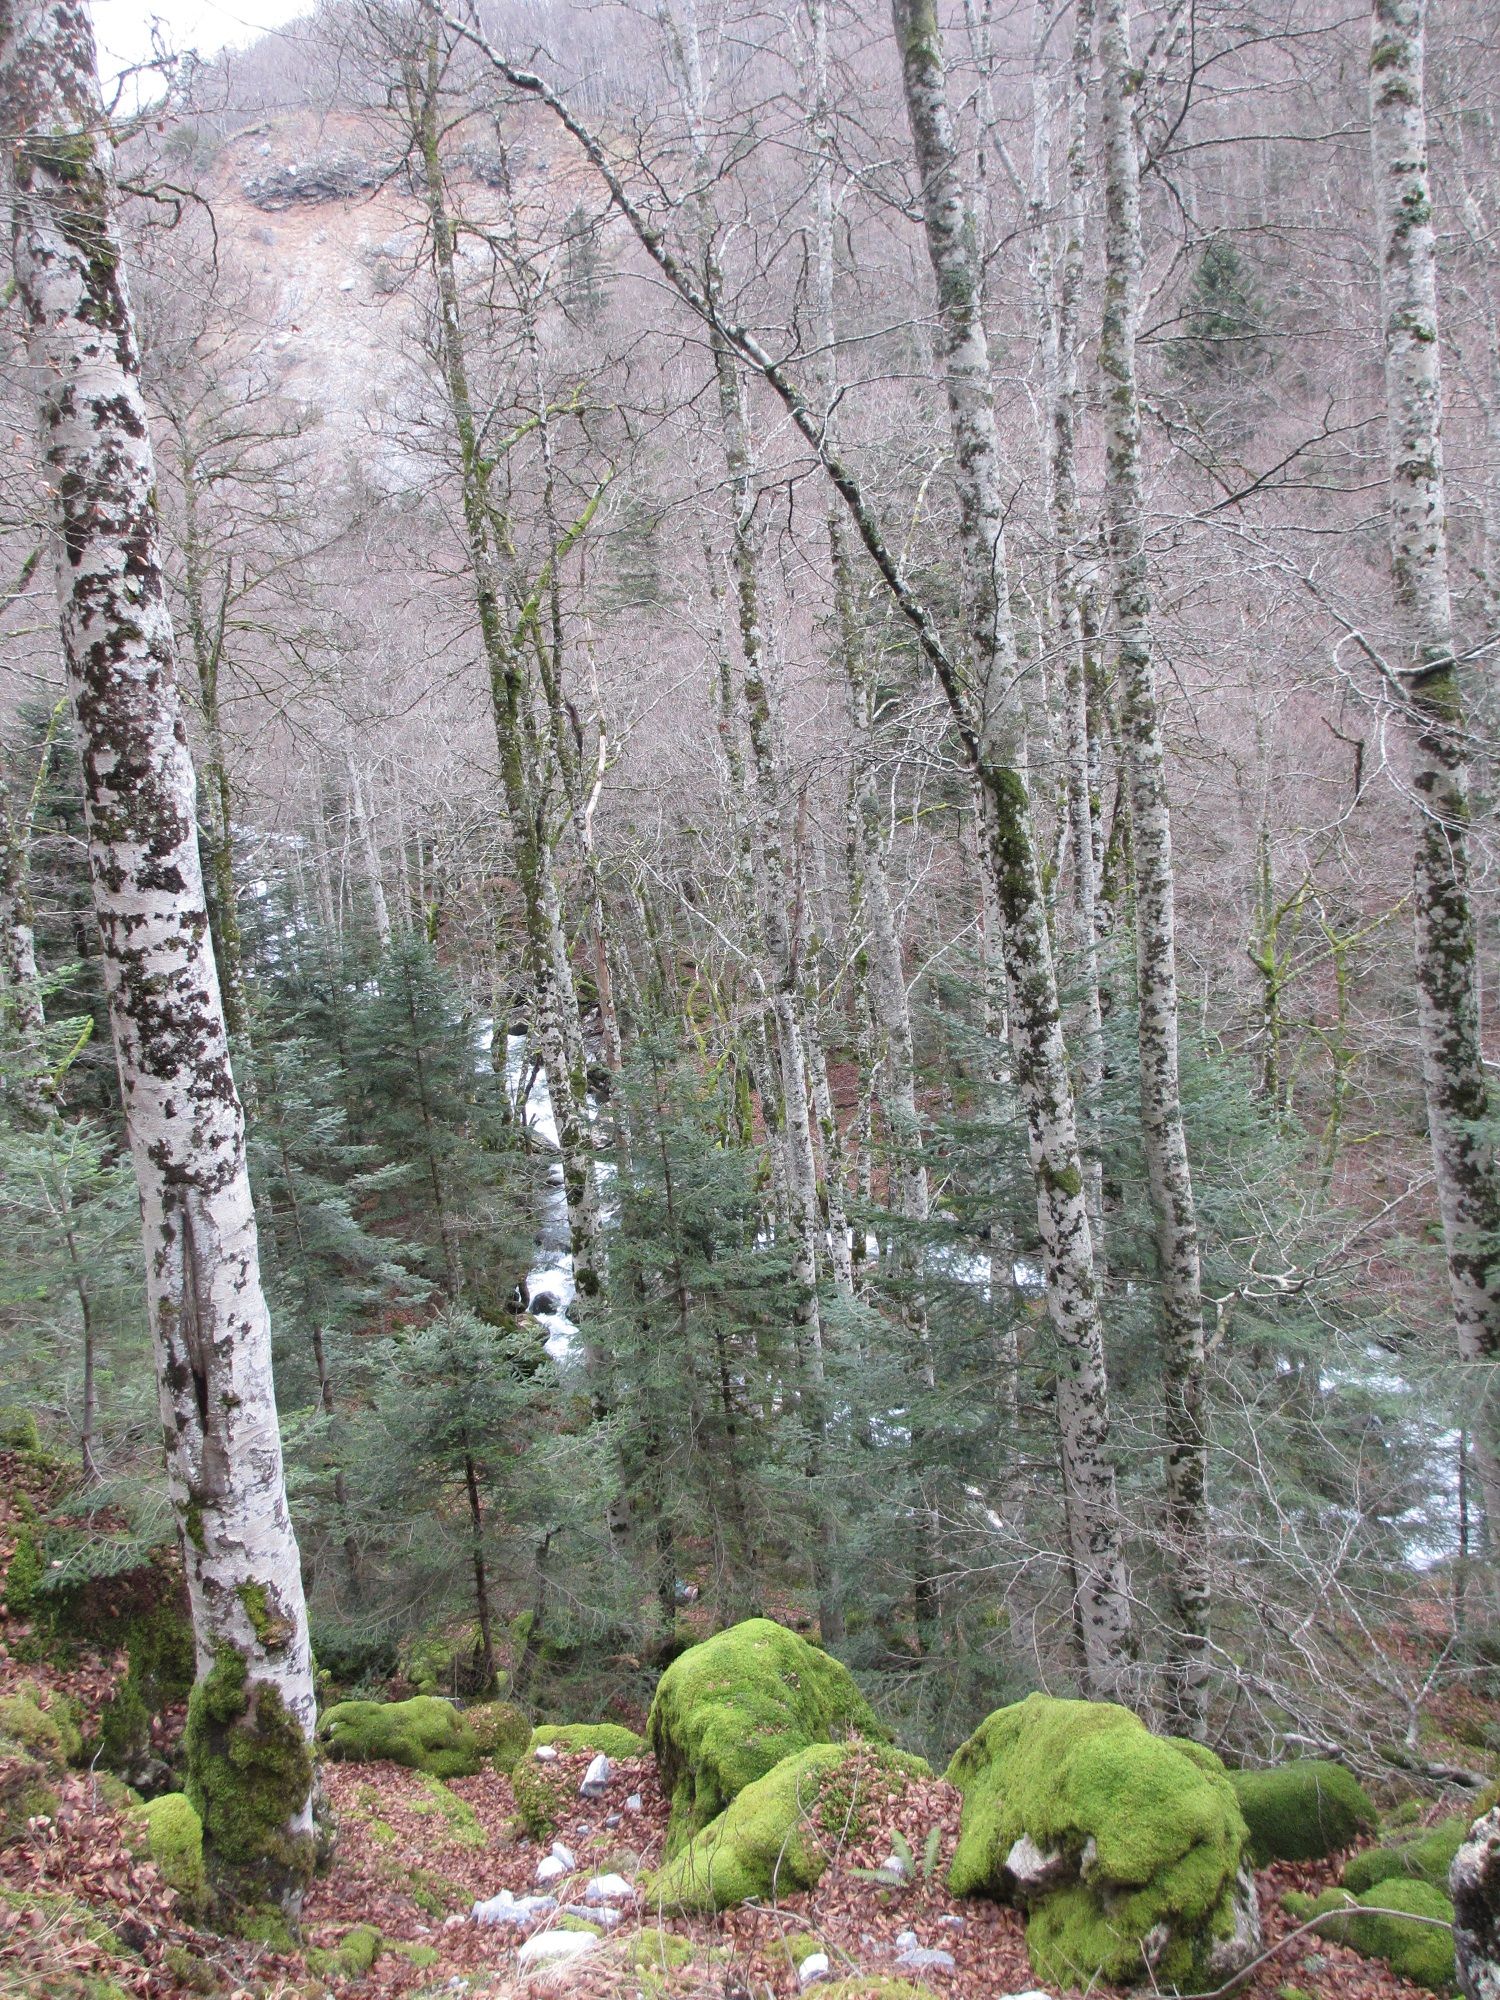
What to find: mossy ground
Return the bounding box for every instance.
[317,1694,480,1779]
[945,1693,1249,1990]
[1231,1759,1374,1864]
[648,1617,885,1852]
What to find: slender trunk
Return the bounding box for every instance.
[463,1451,498,1693]
[1370,0,1500,1539]
[0,773,55,1124]
[3,0,316,1907]
[344,749,391,950]
[1049,0,1107,1259]
[405,44,601,1324]
[1099,0,1210,1733]
[464,1,1133,1693]
[891,0,1135,1694]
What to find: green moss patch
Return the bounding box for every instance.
[819,1982,940,2000]
[945,1693,1250,1991]
[651,1740,928,1912]
[307,1923,381,1978]
[511,1754,574,1839]
[1342,1815,1466,1894]
[1288,1879,1455,1990]
[317,1695,479,1779]
[133,1792,206,1909]
[627,1928,695,1972]
[0,1683,82,1768]
[531,1722,645,1761]
[1230,1759,1374,1864]
[648,1618,884,1851]
[465,1700,531,1768]
[410,1775,484,1847]
[184,1645,316,1912]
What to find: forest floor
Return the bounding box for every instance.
[0,1456,1484,2000]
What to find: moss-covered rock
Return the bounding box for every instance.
[511,1754,574,1839]
[317,1695,479,1779]
[0,1683,82,1768]
[648,1617,884,1851]
[1230,1759,1374,1864]
[651,1739,929,1912]
[465,1700,531,1768]
[184,1645,316,1912]
[1342,1815,1466,1894]
[133,1793,207,1910]
[1288,1879,1455,1990]
[531,1722,646,1761]
[307,1923,382,1978]
[945,1693,1255,1991]
[95,1599,196,1782]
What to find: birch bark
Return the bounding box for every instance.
[1370,0,1500,1539]
[2,0,316,1908]
[1098,0,1210,1733]
[891,0,1135,1692]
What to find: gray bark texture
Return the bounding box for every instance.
[1098,0,1211,1732]
[1370,0,1500,1540]
[891,0,1135,1693]
[1,0,317,1909]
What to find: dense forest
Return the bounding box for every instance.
[3,0,1500,1995]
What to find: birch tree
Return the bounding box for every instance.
[1099,0,1211,1732]
[1370,0,1500,1544]
[1,0,318,1910]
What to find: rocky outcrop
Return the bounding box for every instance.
[243,152,399,209]
[1453,1806,1500,2000]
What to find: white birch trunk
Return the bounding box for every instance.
[891,0,1135,1692]
[1370,0,1500,1540]
[1099,0,1210,1733]
[2,0,316,1907]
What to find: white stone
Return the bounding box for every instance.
[625,1793,642,1812]
[533,1743,560,1761]
[517,1929,598,1968]
[1005,1833,1073,1898]
[472,1891,556,1928]
[550,1841,576,1869]
[535,1855,569,1885]
[584,1873,635,1904]
[579,1752,611,1798]
[797,1952,830,1988]
[894,1930,918,1949]
[895,1948,956,1973]
[881,1852,912,1883]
